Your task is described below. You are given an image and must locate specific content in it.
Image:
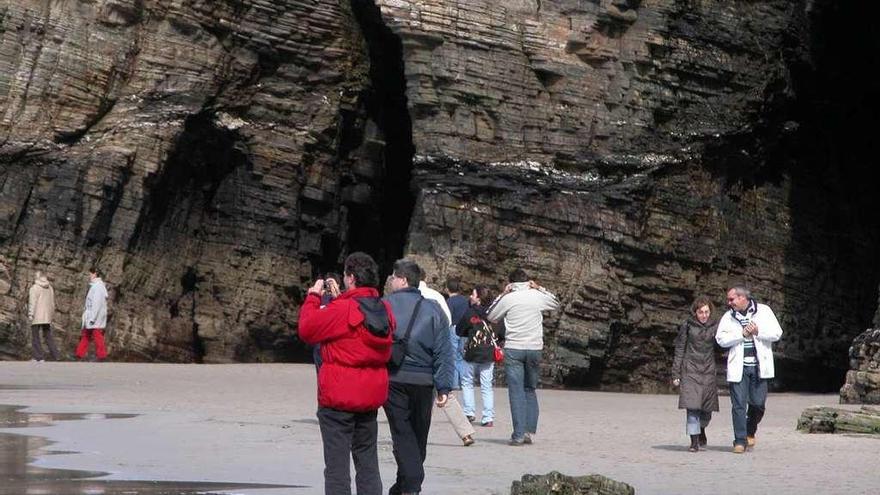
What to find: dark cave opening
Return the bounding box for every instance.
[346,0,416,276]
[776,1,880,392]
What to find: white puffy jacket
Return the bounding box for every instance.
[715,303,783,382]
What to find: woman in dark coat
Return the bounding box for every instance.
[672,295,719,452]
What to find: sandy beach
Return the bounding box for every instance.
[0,362,876,494]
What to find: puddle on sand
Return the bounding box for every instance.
[0,404,303,494]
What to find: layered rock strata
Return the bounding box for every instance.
[1,1,878,392]
[840,329,880,404]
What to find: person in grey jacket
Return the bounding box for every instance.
[28,271,59,361]
[487,268,560,446]
[384,259,455,495]
[75,267,109,361]
[671,296,719,452]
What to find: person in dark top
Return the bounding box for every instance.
[445,277,469,390]
[312,272,342,371]
[456,285,501,426]
[384,259,454,495]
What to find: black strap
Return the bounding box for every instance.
[401,298,424,342]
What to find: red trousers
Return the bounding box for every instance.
[75,328,107,360]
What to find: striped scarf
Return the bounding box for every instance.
[731,299,758,367]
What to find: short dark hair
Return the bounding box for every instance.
[344,252,379,289]
[474,285,495,306]
[324,272,342,285]
[89,267,102,278]
[393,259,421,288]
[446,276,462,294]
[509,268,529,283]
[691,296,714,315]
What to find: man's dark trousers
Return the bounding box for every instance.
[317,407,381,495]
[31,324,59,360]
[384,382,435,495]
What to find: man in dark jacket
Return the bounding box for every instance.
[384,259,455,495]
[299,252,395,495]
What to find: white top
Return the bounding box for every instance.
[715,302,783,382]
[82,278,109,329]
[487,282,560,350]
[418,281,451,326]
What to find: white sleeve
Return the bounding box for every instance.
[715,316,743,348]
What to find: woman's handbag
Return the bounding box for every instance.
[490,331,504,363]
[493,345,504,363]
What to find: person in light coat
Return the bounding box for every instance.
[75,267,109,361]
[28,271,59,361]
[715,285,782,453]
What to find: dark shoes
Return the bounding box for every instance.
[466,415,476,422]
[699,428,707,447]
[510,432,534,446]
[689,435,700,452]
[462,435,474,446]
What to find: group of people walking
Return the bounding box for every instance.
[298,252,560,495]
[25,267,110,362]
[671,286,783,454]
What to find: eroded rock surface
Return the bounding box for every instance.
[511,471,635,495]
[1,1,878,391]
[840,329,880,404]
[797,405,880,434]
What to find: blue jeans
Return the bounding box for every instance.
[728,365,767,446]
[504,348,541,441]
[460,361,494,422]
[449,326,463,389]
[686,409,712,435]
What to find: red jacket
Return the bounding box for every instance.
[298,287,395,411]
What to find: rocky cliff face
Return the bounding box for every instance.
[1,1,878,391]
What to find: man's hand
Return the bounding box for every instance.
[326,278,341,297]
[745,322,758,336]
[435,393,449,408]
[308,279,325,296]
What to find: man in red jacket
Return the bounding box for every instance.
[299,252,395,495]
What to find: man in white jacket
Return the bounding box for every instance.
[715,285,782,453]
[76,268,109,361]
[487,268,560,446]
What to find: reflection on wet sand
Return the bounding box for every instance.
[0,404,301,494]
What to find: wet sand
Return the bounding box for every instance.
[0,362,876,494]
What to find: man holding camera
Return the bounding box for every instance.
[298,252,395,494]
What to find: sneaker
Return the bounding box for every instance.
[523,433,533,444]
[732,444,746,454]
[481,421,494,427]
[746,436,756,448]
[462,435,474,446]
[509,437,526,446]
[466,415,476,423]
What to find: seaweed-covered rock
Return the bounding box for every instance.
[797,405,880,434]
[511,471,635,495]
